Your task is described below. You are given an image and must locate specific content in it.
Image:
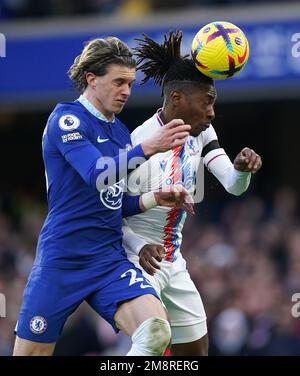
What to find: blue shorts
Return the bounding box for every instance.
[16,259,158,343]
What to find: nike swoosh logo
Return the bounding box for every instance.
[97,136,109,143]
[140,283,152,289]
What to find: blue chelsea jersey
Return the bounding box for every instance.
[35,99,138,268]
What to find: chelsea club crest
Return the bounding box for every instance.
[30,316,47,334]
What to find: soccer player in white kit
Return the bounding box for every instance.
[122,31,262,356]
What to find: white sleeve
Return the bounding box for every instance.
[131,116,160,146]
[131,123,153,146]
[203,148,251,196]
[130,128,141,146]
[122,219,148,256]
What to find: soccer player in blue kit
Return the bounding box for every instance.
[13,37,192,356]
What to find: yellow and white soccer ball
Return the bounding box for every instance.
[191,21,249,79]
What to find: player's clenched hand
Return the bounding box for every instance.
[234,147,262,173]
[154,185,195,214]
[139,244,165,275]
[141,119,191,156]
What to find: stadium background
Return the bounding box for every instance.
[0,0,300,355]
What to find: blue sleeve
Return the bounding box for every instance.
[47,111,147,191]
[122,193,142,217]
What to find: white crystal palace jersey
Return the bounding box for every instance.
[126,111,218,262]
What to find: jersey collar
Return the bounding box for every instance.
[156,108,164,127]
[78,95,115,123]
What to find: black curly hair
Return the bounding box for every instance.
[133,30,213,95]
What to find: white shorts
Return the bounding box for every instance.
[127,253,207,344]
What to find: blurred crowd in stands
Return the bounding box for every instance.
[0,0,296,20]
[1,186,300,355]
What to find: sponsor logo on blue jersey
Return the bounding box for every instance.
[100,180,124,210]
[61,132,83,143]
[97,136,109,144]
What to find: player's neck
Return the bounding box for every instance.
[160,108,173,125]
[82,91,114,122]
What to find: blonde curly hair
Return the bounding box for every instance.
[68,37,136,92]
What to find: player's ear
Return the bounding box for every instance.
[85,72,97,89]
[169,90,183,106]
